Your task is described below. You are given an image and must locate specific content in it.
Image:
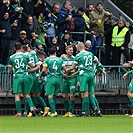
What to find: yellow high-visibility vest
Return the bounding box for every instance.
[82,13,90,33]
[111,26,128,47]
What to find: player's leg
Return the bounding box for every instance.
[13,78,22,117]
[79,74,90,116]
[46,77,58,117]
[127,79,133,117]
[35,77,49,116]
[62,79,70,117]
[23,77,36,116]
[69,77,76,115]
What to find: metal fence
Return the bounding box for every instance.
[0,65,131,93]
[0,65,13,93]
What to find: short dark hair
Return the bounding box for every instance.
[96,2,103,7]
[48,47,56,55]
[14,42,22,50]
[21,45,28,52]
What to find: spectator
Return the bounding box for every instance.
[73,7,91,42]
[109,19,130,68]
[89,3,112,47]
[104,16,118,65]
[20,0,34,17]
[0,1,10,64]
[85,36,98,55]
[10,7,24,51]
[34,0,46,18]
[0,1,12,65]
[51,3,60,18]
[21,15,34,40]
[59,30,76,56]
[10,30,31,55]
[128,25,133,60]
[43,9,56,48]
[86,3,94,18]
[56,0,72,40]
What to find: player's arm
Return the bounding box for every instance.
[66,62,77,73]
[28,64,40,73]
[28,61,34,68]
[8,66,13,72]
[123,70,133,79]
[62,65,69,78]
[71,71,79,78]
[39,63,47,81]
[8,58,13,72]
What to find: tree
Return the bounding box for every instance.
[111,0,133,19]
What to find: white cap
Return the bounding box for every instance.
[85,40,91,45]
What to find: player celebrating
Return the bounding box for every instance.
[123,61,133,117]
[62,45,77,117]
[8,42,36,117]
[39,47,64,117]
[66,42,105,116]
[21,46,49,117]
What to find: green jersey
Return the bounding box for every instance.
[74,50,96,74]
[28,51,40,77]
[43,55,63,77]
[62,55,76,77]
[9,52,31,78]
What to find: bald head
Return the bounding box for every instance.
[77,42,85,52]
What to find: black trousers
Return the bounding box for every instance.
[112,46,130,65]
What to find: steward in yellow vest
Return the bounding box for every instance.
[110,19,130,67]
[111,26,128,47]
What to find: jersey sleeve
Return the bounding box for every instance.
[43,58,48,67]
[74,54,79,64]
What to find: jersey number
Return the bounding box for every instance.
[14,59,25,68]
[30,57,35,66]
[52,61,58,71]
[84,55,92,66]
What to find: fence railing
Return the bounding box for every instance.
[0,65,131,94]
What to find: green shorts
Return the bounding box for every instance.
[79,72,94,92]
[13,76,31,94]
[31,76,44,93]
[90,87,95,94]
[128,79,133,93]
[62,77,77,94]
[45,76,61,96]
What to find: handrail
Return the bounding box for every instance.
[106,0,133,24]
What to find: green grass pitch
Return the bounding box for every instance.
[0,115,133,133]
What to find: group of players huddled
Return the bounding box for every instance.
[9,41,107,117]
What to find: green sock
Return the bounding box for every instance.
[24,100,29,113]
[94,97,100,111]
[89,94,96,108]
[15,101,21,114]
[48,97,56,113]
[129,98,133,114]
[83,97,89,115]
[70,100,74,113]
[36,96,46,108]
[64,100,70,112]
[31,97,37,107]
[53,97,56,107]
[26,97,35,109]
[82,98,85,112]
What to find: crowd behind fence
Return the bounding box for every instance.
[0,65,131,94]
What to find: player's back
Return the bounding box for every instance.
[9,52,30,78]
[44,56,63,77]
[75,50,95,73]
